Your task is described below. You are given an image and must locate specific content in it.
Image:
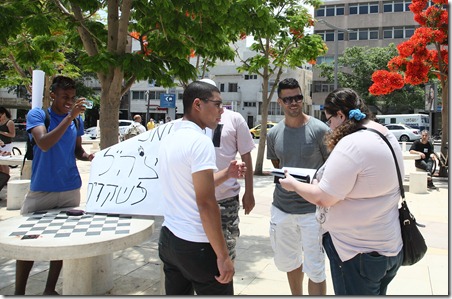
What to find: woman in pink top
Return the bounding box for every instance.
[279,88,403,295]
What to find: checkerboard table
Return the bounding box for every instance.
[0,209,154,295]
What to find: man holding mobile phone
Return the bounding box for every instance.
[15,76,94,295]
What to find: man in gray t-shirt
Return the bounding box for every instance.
[267,78,329,295]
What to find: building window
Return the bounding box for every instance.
[349,28,379,40]
[259,102,284,116]
[178,92,183,100]
[369,29,379,39]
[316,5,344,17]
[383,26,416,39]
[316,56,335,65]
[370,3,379,13]
[316,7,325,16]
[132,91,146,100]
[244,74,257,80]
[405,28,415,37]
[244,102,256,107]
[220,83,225,92]
[394,27,404,38]
[383,0,412,12]
[316,31,344,42]
[326,6,335,16]
[228,83,238,92]
[349,3,379,14]
[394,1,404,11]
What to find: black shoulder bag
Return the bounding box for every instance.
[366,128,427,266]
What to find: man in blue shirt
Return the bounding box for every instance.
[15,76,94,295]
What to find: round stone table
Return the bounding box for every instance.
[0,209,154,295]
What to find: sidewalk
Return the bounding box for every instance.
[0,141,448,295]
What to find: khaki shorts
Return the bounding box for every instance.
[21,189,81,215]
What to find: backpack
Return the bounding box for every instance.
[124,124,140,140]
[24,108,80,161]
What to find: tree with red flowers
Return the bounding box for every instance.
[369,0,448,175]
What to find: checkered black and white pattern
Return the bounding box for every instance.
[10,211,132,239]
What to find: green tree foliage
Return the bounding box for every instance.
[0,0,258,148]
[316,44,425,114]
[234,0,327,174]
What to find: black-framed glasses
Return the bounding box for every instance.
[280,94,304,105]
[202,99,223,109]
[325,114,334,126]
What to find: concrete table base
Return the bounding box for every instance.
[63,253,113,295]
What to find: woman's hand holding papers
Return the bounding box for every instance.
[279,170,297,191]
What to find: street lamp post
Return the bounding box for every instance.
[318,19,352,90]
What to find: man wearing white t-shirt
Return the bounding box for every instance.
[158,81,245,295]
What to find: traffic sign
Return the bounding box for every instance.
[160,94,176,108]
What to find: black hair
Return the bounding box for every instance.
[277,78,301,97]
[183,81,220,114]
[50,76,76,92]
[0,107,11,119]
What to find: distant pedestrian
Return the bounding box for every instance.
[123,115,146,140]
[409,130,437,189]
[0,107,15,191]
[147,118,155,130]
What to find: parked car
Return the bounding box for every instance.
[249,122,277,139]
[384,124,421,142]
[86,120,134,140]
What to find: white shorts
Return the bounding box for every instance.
[269,205,326,283]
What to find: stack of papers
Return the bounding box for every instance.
[270,167,317,184]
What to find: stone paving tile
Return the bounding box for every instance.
[0,141,448,295]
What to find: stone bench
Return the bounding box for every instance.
[7,179,30,210]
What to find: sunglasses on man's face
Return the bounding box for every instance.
[280,94,304,105]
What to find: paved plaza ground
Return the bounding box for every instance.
[0,140,448,295]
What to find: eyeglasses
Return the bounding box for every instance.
[325,114,334,126]
[202,99,223,109]
[280,94,304,105]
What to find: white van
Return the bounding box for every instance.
[376,114,430,132]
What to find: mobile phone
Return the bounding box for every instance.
[83,100,94,109]
[66,209,85,216]
[22,234,40,240]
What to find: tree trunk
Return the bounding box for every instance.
[98,70,123,149]
[438,81,448,177]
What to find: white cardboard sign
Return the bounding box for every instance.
[85,122,175,216]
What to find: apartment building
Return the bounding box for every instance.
[312,0,419,106]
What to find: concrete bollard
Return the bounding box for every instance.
[7,179,31,210]
[409,172,427,194]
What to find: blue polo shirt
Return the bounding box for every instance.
[26,107,84,192]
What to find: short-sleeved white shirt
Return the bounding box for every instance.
[206,109,255,200]
[158,120,218,242]
[318,129,403,261]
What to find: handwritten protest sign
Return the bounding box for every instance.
[85,122,175,216]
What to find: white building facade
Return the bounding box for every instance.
[128,39,316,128]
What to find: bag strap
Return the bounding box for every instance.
[365,128,405,199]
